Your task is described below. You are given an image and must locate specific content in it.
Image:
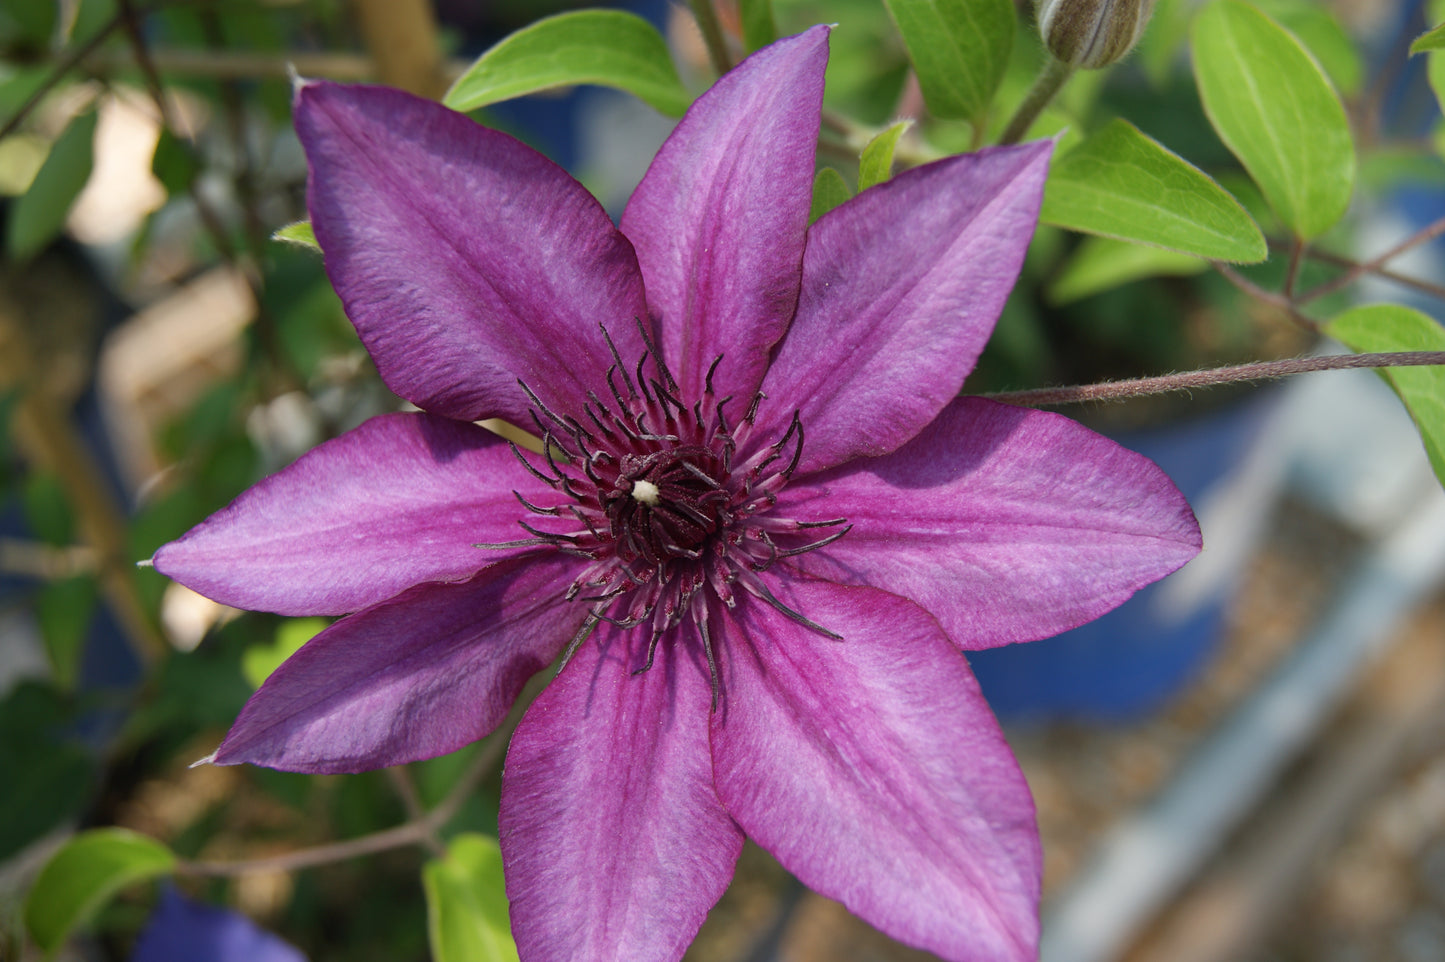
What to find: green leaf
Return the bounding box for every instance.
[1254,0,1362,95]
[809,166,853,224]
[424,834,520,962]
[882,0,1014,123]
[272,220,320,252]
[1412,22,1445,54]
[24,828,176,954]
[858,120,912,191]
[37,576,97,691]
[22,472,73,546]
[7,109,97,261]
[0,682,94,862]
[242,617,327,688]
[1191,0,1355,240]
[1432,52,1445,116]
[1049,235,1207,304]
[739,0,776,52]
[1326,305,1445,489]
[150,127,200,196]
[444,10,690,118]
[1041,118,1267,261]
[1139,0,1193,87]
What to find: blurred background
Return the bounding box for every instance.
[2,0,1445,960]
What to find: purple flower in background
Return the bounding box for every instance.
[133,888,306,962]
[155,27,1199,962]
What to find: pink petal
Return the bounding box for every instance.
[711,578,1041,961]
[778,398,1201,649]
[752,141,1052,474]
[620,27,828,402]
[500,621,743,962]
[299,82,649,426]
[154,413,550,616]
[212,554,585,773]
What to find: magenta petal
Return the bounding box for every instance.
[620,27,828,401]
[212,554,584,773]
[778,398,1202,649]
[299,82,649,425]
[500,621,743,962]
[711,578,1041,961]
[753,141,1052,474]
[154,413,549,616]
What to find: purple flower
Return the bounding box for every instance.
[155,27,1199,962]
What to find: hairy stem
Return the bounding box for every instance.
[984,352,1445,407]
[999,58,1073,146]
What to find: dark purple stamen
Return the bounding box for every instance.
[478,324,846,706]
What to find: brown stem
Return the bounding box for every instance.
[1290,244,1445,302]
[175,670,545,876]
[1282,238,1304,299]
[1296,213,1445,305]
[689,0,733,76]
[984,352,1445,407]
[116,0,300,394]
[1213,263,1320,332]
[0,296,166,665]
[351,0,447,99]
[385,767,443,856]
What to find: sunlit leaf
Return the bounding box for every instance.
[444,10,690,117]
[424,834,520,962]
[858,120,912,191]
[882,0,1014,123]
[7,109,97,261]
[1326,304,1445,488]
[242,617,328,689]
[272,220,319,251]
[1411,21,1445,54]
[1254,0,1362,95]
[25,829,176,954]
[1041,118,1267,261]
[809,166,852,224]
[1191,0,1355,240]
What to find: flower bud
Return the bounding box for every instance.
[1038,0,1156,69]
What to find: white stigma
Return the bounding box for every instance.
[631,479,661,505]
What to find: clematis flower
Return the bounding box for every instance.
[154,26,1200,962]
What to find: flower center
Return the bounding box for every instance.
[482,326,848,703]
[605,444,729,566]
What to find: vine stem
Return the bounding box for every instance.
[999,58,1074,146]
[1213,263,1320,331]
[1296,213,1445,305]
[174,671,546,876]
[984,352,1445,407]
[0,12,123,141]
